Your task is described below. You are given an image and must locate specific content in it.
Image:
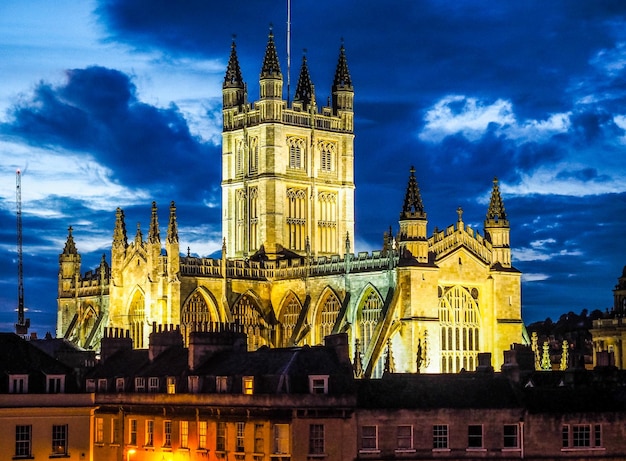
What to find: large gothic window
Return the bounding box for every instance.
[235,189,246,253]
[317,192,337,254]
[235,139,244,175]
[129,291,145,349]
[233,295,268,351]
[279,295,301,347]
[235,188,258,254]
[249,187,258,252]
[439,286,480,372]
[286,188,307,251]
[318,141,335,172]
[358,290,384,378]
[316,291,341,344]
[182,292,212,345]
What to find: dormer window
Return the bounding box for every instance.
[46,374,65,393]
[188,376,199,393]
[309,375,329,394]
[148,377,159,393]
[9,374,28,394]
[243,376,254,395]
[166,376,176,394]
[86,379,96,392]
[135,377,146,392]
[98,378,107,393]
[116,377,125,392]
[216,376,228,393]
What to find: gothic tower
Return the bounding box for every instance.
[484,178,511,267]
[222,30,355,259]
[397,166,428,263]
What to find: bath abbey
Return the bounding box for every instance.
[56,32,523,376]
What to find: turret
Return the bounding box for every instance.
[398,166,428,263]
[258,27,283,121]
[59,226,81,293]
[332,43,354,131]
[223,38,245,110]
[294,53,314,110]
[484,178,511,268]
[166,201,180,276]
[147,201,161,280]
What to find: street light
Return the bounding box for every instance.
[126,448,136,461]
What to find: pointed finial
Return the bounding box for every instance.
[457,206,463,223]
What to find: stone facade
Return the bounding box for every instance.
[57,32,523,375]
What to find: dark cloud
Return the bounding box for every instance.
[2,66,218,202]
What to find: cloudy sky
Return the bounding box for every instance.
[1,0,625,335]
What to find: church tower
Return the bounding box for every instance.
[484,178,511,267]
[222,31,355,259]
[397,166,428,263]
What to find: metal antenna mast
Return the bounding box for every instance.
[15,170,29,335]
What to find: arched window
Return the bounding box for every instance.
[438,286,480,372]
[318,141,336,172]
[129,291,145,348]
[286,188,307,251]
[233,295,268,351]
[249,136,259,173]
[358,290,384,378]
[279,295,301,347]
[317,292,341,344]
[287,137,306,170]
[317,192,337,254]
[182,292,212,345]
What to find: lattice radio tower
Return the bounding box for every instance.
[15,170,29,335]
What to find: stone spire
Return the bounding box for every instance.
[400,166,426,220]
[397,166,428,263]
[62,226,78,255]
[333,43,353,91]
[223,38,245,110]
[484,177,511,268]
[224,38,244,89]
[148,201,160,244]
[485,177,508,225]
[294,53,314,108]
[167,201,179,244]
[260,27,282,79]
[134,222,143,246]
[112,207,128,249]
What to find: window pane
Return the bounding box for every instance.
[433,425,448,449]
[503,424,518,448]
[397,425,412,450]
[15,425,32,457]
[309,424,324,455]
[361,426,377,450]
[52,424,67,455]
[468,425,483,448]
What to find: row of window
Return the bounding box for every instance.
[86,375,329,395]
[233,137,336,175]
[358,423,604,452]
[9,374,65,394]
[15,424,68,458]
[95,418,291,454]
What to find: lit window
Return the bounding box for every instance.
[309,424,324,455]
[433,425,448,449]
[52,424,68,455]
[503,424,519,449]
[135,377,145,392]
[47,375,64,393]
[167,376,176,394]
[273,424,290,455]
[129,419,137,446]
[243,376,254,395]
[198,421,208,449]
[216,422,226,451]
[468,425,483,449]
[309,375,329,394]
[111,419,121,444]
[163,420,172,447]
[95,417,104,443]
[145,420,154,447]
[236,422,245,452]
[360,425,378,451]
[15,425,31,458]
[180,421,189,448]
[148,377,159,392]
[216,376,228,393]
[397,425,413,450]
[116,377,125,392]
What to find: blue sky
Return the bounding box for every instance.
[1,0,625,335]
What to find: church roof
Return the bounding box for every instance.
[400,166,426,220]
[333,44,353,90]
[223,39,244,89]
[260,28,281,79]
[294,54,314,107]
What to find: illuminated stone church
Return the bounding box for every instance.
[57,31,523,376]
